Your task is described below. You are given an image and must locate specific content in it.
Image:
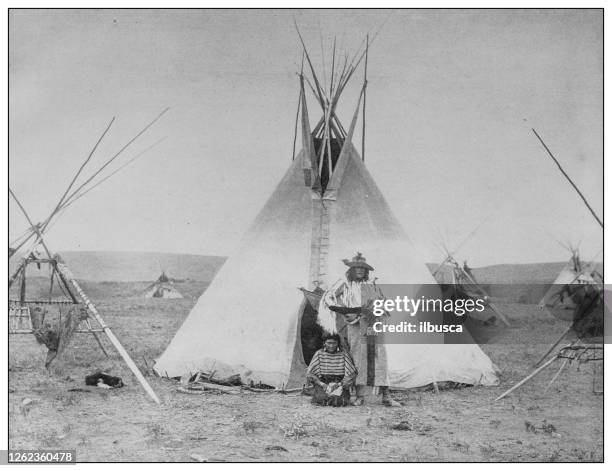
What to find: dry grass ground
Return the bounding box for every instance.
[8,281,603,462]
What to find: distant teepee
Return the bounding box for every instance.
[144,270,183,299]
[497,248,603,401]
[432,254,511,327]
[539,249,601,316]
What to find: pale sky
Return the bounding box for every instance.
[8,9,603,266]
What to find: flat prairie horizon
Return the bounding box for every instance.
[8,250,601,284]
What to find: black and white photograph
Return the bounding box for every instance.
[3,7,606,464]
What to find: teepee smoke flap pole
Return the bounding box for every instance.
[318,28,327,92]
[326,111,333,177]
[294,22,326,109]
[347,19,386,78]
[362,34,368,162]
[329,37,336,97]
[309,29,381,139]
[292,85,302,161]
[294,20,346,149]
[56,262,161,404]
[532,128,603,228]
[292,53,305,163]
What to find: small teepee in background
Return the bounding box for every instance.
[144,270,183,299]
[538,248,601,316]
[432,253,511,327]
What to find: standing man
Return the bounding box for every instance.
[318,253,400,407]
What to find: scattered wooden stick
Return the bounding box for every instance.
[545,357,570,391]
[241,386,305,394]
[178,387,207,395]
[495,355,558,401]
[181,383,241,395]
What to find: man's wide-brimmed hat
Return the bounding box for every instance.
[343,252,374,271]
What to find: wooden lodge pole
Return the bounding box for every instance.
[292,85,302,161]
[362,34,368,162]
[534,325,572,367]
[495,355,558,401]
[532,128,603,228]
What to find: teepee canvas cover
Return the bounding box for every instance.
[155,40,499,388]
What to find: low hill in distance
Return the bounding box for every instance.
[10,251,226,282]
[10,251,601,286]
[470,262,571,284]
[427,261,603,285]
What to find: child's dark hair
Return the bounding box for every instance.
[322,333,342,344]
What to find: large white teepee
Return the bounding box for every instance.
[154,40,499,389]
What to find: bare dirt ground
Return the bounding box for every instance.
[8,281,603,462]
